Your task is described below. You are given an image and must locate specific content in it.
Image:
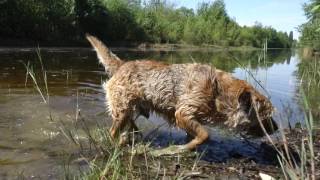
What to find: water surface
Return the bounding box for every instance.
[0,48,318,179]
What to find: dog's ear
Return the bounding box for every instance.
[212,77,222,98]
[241,90,278,136]
[238,90,252,113]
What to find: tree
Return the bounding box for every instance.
[299,0,320,50]
[289,31,294,46]
[0,0,294,48]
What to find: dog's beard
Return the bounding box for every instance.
[224,109,250,128]
[242,106,277,137]
[223,102,278,137]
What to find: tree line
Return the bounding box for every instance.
[0,0,293,48]
[299,0,320,50]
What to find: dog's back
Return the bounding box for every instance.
[107,60,218,124]
[146,63,217,122]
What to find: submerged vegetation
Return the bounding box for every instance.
[0,0,293,48]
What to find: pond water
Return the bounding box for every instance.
[0,48,318,179]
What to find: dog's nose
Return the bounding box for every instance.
[245,117,278,137]
[264,117,278,133]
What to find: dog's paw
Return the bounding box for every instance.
[119,131,143,146]
[149,145,196,157]
[128,143,151,155]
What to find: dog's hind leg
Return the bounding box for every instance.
[108,98,147,145]
[109,108,133,142]
[125,113,143,143]
[107,90,136,145]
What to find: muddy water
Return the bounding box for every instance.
[0,48,318,179]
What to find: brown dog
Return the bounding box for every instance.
[86,34,277,153]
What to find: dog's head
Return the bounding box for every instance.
[222,89,278,136]
[238,89,278,136]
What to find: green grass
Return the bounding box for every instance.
[59,114,205,179]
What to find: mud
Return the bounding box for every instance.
[133,128,320,179]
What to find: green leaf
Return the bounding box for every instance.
[311,5,320,13]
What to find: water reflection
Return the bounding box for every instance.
[0,48,317,178]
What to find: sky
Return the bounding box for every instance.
[171,0,308,39]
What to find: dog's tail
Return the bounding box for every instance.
[86,34,124,77]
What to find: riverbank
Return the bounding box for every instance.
[68,127,319,179]
[0,38,259,51]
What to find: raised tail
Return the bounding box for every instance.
[86,34,124,77]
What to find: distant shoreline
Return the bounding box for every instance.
[0,38,296,52]
[0,38,267,51]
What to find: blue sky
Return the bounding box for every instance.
[171,0,308,39]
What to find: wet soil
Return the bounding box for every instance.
[127,128,320,179]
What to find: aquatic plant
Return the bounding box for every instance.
[22,47,49,104]
[298,55,320,125]
[276,91,316,180]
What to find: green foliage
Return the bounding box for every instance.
[0,0,77,41]
[299,0,320,50]
[0,0,292,48]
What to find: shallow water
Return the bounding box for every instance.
[0,48,318,178]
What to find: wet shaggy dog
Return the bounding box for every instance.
[86,34,277,152]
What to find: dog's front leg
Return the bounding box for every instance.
[174,108,209,150]
[150,108,209,156]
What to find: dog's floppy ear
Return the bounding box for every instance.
[212,77,220,96]
[240,90,278,136]
[238,90,252,113]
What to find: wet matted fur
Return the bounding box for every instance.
[86,34,278,151]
